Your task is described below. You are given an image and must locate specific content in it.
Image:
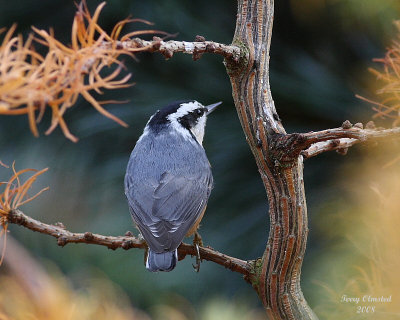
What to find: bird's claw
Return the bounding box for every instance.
[143,245,148,266]
[194,231,203,247]
[192,243,201,272]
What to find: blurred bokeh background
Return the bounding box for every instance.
[1,0,400,319]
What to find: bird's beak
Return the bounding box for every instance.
[205,101,223,115]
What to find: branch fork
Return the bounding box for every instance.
[267,120,400,162]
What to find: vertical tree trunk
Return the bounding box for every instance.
[225,1,318,319]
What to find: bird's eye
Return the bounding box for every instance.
[196,109,204,116]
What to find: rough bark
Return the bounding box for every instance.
[225,0,317,319]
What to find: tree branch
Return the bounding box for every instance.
[302,138,357,158]
[110,38,242,61]
[273,124,400,161]
[302,126,400,146]
[7,209,251,277]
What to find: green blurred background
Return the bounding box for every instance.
[1,0,400,319]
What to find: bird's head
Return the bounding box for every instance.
[147,100,222,145]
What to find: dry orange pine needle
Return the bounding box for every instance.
[362,21,400,128]
[0,1,162,142]
[0,162,49,265]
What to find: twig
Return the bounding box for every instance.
[7,209,251,276]
[106,38,242,62]
[303,126,400,144]
[302,138,357,158]
[301,126,400,158]
[277,124,400,160]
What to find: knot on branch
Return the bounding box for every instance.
[193,35,206,61]
[57,236,67,247]
[224,40,249,77]
[107,244,119,251]
[54,222,66,229]
[341,120,353,129]
[268,133,308,165]
[195,35,206,42]
[160,48,174,60]
[122,240,134,250]
[244,258,263,290]
[336,147,349,156]
[8,210,25,225]
[84,231,94,241]
[151,36,163,51]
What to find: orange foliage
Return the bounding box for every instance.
[0,162,48,265]
[0,1,162,142]
[363,21,400,127]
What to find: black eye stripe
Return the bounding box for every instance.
[185,108,204,118]
[196,108,207,116]
[177,108,206,129]
[192,108,206,118]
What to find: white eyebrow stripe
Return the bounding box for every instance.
[166,101,201,121]
[166,101,205,145]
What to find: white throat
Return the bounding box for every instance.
[190,115,207,145]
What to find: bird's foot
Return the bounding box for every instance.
[144,245,148,267]
[193,231,203,247]
[192,231,203,272]
[192,244,201,272]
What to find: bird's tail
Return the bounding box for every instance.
[146,249,177,272]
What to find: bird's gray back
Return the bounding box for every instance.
[126,131,210,181]
[124,130,213,252]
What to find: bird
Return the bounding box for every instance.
[124,100,222,272]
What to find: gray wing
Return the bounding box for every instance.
[125,171,213,253]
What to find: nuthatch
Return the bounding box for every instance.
[124,100,221,272]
